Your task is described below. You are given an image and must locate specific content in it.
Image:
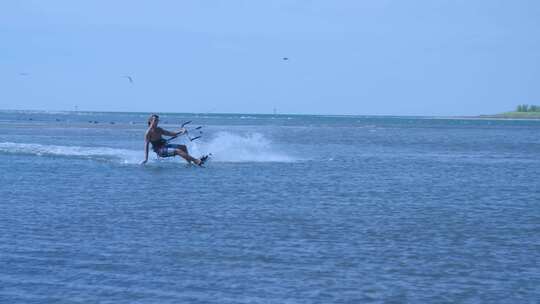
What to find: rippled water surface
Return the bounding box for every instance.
[1,111,539,303]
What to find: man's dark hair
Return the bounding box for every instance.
[147,114,159,126]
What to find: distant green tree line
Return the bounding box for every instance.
[516,104,540,112]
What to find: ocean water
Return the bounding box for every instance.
[1,110,539,303]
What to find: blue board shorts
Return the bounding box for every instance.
[155,144,181,157]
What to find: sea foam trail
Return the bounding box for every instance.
[0,132,296,164]
[180,131,296,163]
[0,142,141,164]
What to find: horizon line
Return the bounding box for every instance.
[0,108,488,118]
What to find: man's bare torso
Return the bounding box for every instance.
[146,127,165,142]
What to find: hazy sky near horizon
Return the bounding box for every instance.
[1,1,539,115]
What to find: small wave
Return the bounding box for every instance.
[0,110,77,115]
[0,142,141,164]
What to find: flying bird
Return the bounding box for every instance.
[282,57,289,61]
[123,75,134,84]
[19,73,29,76]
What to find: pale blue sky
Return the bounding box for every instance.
[1,1,539,115]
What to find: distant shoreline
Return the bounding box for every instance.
[474,112,540,120]
[430,116,540,122]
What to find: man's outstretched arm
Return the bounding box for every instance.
[160,127,186,137]
[141,134,150,165]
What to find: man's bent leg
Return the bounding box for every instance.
[175,148,200,164]
[178,145,188,153]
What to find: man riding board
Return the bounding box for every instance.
[141,114,208,165]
